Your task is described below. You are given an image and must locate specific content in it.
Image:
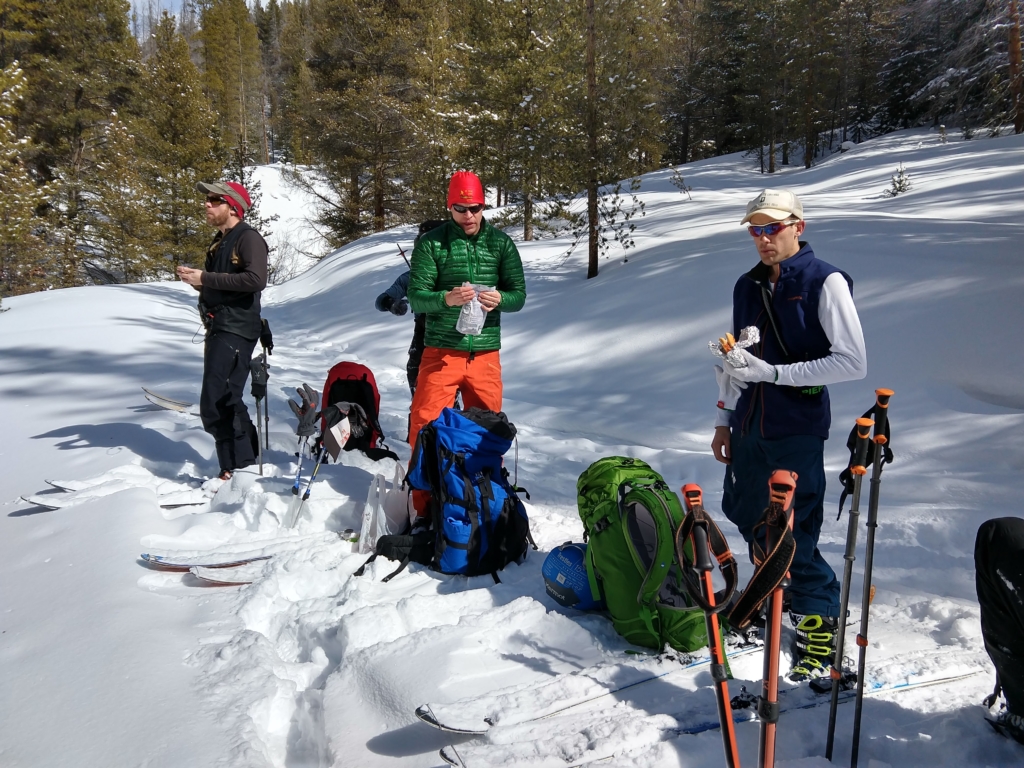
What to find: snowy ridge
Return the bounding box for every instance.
[2,128,1024,767]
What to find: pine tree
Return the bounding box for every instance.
[307,0,434,240]
[197,0,264,163]
[0,62,49,297]
[276,0,316,163]
[135,12,224,273]
[15,0,142,288]
[447,0,579,239]
[89,112,155,283]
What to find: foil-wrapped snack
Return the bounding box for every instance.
[709,326,761,367]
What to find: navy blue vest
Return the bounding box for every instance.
[729,243,852,440]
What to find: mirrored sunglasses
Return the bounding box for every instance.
[747,221,795,237]
[452,203,484,214]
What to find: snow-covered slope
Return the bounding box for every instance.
[1,128,1023,768]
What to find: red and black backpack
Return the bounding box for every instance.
[320,362,395,459]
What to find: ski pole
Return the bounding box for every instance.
[256,395,264,476]
[678,484,741,768]
[850,389,894,768]
[288,444,327,528]
[291,437,308,495]
[824,416,873,760]
[261,350,271,451]
[758,469,798,768]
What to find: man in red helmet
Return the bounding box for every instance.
[406,171,527,517]
[177,181,268,481]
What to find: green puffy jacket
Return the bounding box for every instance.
[407,218,527,352]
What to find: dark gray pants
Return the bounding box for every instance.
[200,331,258,473]
[976,517,1024,714]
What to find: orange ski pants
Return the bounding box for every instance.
[408,347,503,515]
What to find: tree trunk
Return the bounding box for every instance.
[1010,0,1024,134]
[586,0,598,279]
[524,187,533,241]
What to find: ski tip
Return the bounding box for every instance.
[189,566,252,586]
[20,495,60,510]
[439,745,467,767]
[415,705,488,735]
[415,704,443,729]
[140,553,191,572]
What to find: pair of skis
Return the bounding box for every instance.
[425,647,981,768]
[23,475,209,510]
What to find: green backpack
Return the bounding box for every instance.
[577,456,708,653]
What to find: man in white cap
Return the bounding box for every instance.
[711,188,866,681]
[177,181,268,481]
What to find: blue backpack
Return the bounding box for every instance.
[406,407,535,578]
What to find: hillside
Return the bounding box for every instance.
[1,128,1023,768]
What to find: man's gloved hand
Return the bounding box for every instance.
[723,348,778,384]
[260,319,274,354]
[379,295,394,313]
[391,299,409,316]
[288,383,320,437]
[714,364,748,411]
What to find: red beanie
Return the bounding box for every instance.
[223,182,252,219]
[447,171,485,207]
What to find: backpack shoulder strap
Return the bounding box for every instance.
[727,504,796,629]
[676,497,739,615]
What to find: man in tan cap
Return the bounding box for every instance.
[177,181,268,481]
[711,188,866,681]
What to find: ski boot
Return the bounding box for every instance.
[987,707,1024,745]
[788,613,837,682]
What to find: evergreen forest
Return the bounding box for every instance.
[1,0,1022,295]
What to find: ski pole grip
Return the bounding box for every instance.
[872,388,893,444]
[681,483,703,512]
[853,417,873,474]
[692,524,714,573]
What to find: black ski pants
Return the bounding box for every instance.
[407,314,426,396]
[976,516,1024,715]
[200,330,259,473]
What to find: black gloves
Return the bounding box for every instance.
[260,319,274,354]
[288,383,319,437]
[250,353,268,400]
[378,295,409,315]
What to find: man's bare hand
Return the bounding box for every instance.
[444,285,477,307]
[177,266,204,287]
[712,425,732,465]
[477,290,501,311]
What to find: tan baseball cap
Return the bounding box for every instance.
[741,188,804,224]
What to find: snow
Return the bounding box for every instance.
[2,127,1024,767]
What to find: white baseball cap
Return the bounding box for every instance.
[741,188,804,224]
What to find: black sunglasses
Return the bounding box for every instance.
[452,203,484,214]
[206,196,228,206]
